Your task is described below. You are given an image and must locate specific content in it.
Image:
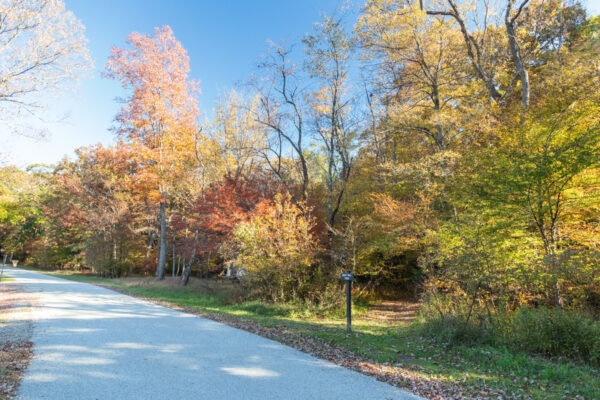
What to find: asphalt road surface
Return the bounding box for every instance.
[4,268,423,400]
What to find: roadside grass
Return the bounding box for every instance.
[0,276,15,283]
[23,267,600,399]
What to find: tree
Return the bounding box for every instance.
[440,16,600,308]
[224,193,320,301]
[422,0,586,108]
[304,14,357,230]
[212,91,264,182]
[0,165,46,260]
[251,46,310,201]
[180,174,275,285]
[357,0,470,152]
[105,25,200,280]
[0,0,91,138]
[57,144,141,276]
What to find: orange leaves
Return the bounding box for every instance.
[191,175,276,253]
[105,25,200,193]
[225,192,320,301]
[372,193,417,228]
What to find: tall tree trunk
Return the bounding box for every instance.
[181,230,198,286]
[505,0,530,107]
[156,198,167,280]
[172,230,176,278]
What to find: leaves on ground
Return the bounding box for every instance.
[0,285,35,400]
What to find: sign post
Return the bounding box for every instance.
[340,270,354,333]
[0,250,5,283]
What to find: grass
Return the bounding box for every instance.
[22,267,600,399]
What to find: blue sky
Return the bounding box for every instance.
[4,0,600,167]
[5,0,344,167]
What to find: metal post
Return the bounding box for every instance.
[346,278,352,332]
[0,251,5,282]
[341,270,354,332]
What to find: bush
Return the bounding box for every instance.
[418,304,600,367]
[417,294,497,345]
[223,193,322,302]
[507,307,600,366]
[416,314,492,345]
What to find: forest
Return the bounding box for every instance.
[2,0,600,374]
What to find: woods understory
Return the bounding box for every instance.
[1,1,600,398]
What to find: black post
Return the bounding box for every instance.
[0,252,5,282]
[346,278,352,332]
[341,270,354,333]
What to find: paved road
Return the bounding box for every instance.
[4,268,422,400]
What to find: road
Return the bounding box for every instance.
[4,268,422,400]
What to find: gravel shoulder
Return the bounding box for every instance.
[4,268,423,400]
[0,279,35,399]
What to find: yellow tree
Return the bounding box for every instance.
[212,90,264,181]
[356,0,473,235]
[357,0,471,153]
[105,25,200,280]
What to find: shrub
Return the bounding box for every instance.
[507,307,600,366]
[418,304,600,366]
[223,193,322,302]
[416,296,495,345]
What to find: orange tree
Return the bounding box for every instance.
[105,26,200,279]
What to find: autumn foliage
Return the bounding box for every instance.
[2,4,600,363]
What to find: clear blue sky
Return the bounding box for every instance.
[5,0,600,167]
[6,0,344,167]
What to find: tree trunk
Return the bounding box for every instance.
[172,231,176,278]
[156,198,167,280]
[505,1,530,107]
[181,230,198,286]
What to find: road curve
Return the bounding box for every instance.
[4,268,422,400]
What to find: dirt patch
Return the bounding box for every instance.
[364,300,421,325]
[0,283,35,400]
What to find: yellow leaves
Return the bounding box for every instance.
[309,87,331,115]
[212,90,264,179]
[372,193,416,226]
[356,0,480,152]
[225,192,320,300]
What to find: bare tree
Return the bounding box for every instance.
[251,45,310,200]
[505,0,530,107]
[0,0,91,137]
[304,14,357,229]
